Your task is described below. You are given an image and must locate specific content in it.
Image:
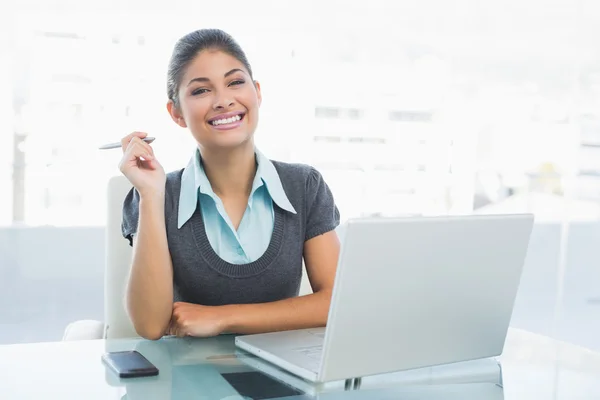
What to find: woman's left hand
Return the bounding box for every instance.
[167,302,227,338]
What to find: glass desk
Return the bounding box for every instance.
[0,328,599,399]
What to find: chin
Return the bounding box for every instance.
[211,131,252,149]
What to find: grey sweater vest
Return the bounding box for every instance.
[122,161,340,306]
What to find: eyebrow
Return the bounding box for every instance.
[187,68,246,87]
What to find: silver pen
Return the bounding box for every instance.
[98,137,156,150]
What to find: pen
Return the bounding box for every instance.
[98,137,156,150]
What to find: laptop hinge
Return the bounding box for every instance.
[344,378,362,390]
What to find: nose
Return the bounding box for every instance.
[213,92,234,110]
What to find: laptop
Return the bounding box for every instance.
[235,214,534,383]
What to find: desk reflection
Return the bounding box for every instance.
[104,336,304,400]
[102,336,504,400]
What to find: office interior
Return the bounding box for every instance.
[1,1,600,399]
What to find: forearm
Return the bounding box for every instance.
[126,194,173,339]
[222,289,333,335]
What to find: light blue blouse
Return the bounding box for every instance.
[177,148,297,264]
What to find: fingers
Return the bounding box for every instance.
[168,307,182,337]
[165,320,173,336]
[119,138,153,169]
[166,318,181,337]
[169,322,186,338]
[118,138,160,175]
[127,136,155,160]
[169,303,195,337]
[120,131,150,153]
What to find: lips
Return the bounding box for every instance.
[208,111,246,126]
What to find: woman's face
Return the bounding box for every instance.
[169,50,261,150]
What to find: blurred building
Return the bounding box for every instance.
[8,18,179,226]
[577,112,600,200]
[7,17,480,226]
[6,6,600,226]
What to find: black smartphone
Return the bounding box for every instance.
[101,350,159,378]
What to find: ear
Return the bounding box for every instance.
[166,100,187,128]
[254,80,262,107]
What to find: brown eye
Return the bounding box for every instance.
[192,88,209,96]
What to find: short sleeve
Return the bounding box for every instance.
[305,167,340,241]
[121,187,141,247]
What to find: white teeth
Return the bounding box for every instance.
[211,115,242,126]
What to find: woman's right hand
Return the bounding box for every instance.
[118,132,166,198]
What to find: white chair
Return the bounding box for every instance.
[63,175,137,340]
[63,175,317,341]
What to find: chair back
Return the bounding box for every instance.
[104,175,138,339]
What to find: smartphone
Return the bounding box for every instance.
[101,350,159,378]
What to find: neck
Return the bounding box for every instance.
[199,142,256,198]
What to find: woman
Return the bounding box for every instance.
[119,28,341,340]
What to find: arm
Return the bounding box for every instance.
[126,194,174,340]
[168,230,340,337]
[119,131,173,340]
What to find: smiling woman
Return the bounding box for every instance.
[117,29,341,340]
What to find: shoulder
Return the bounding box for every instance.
[122,168,185,216]
[271,160,322,188]
[271,161,340,239]
[270,160,336,212]
[121,168,186,245]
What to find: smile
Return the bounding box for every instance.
[208,113,245,127]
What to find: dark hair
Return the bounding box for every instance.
[167,29,253,107]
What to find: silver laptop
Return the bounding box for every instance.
[235,214,534,383]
